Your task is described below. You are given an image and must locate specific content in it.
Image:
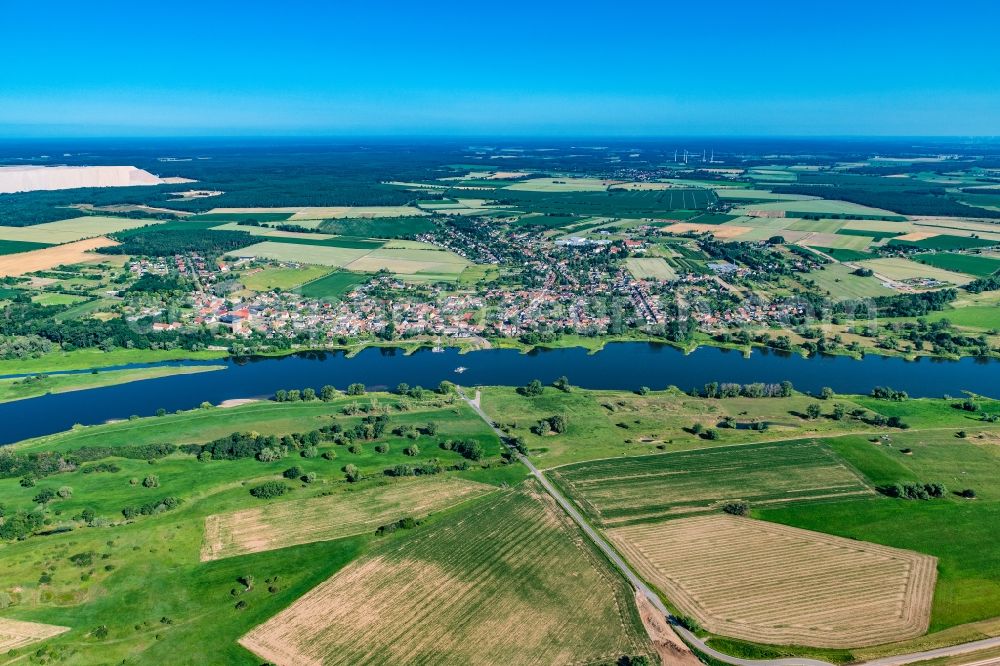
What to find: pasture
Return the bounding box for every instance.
[202,476,494,561]
[233,240,470,281]
[317,216,436,238]
[240,265,333,292]
[30,292,89,306]
[890,235,999,251]
[921,305,1000,330]
[800,232,873,250]
[232,241,369,267]
[550,440,872,526]
[842,219,914,233]
[0,239,51,255]
[804,263,894,299]
[297,270,369,299]
[343,245,471,281]
[856,257,974,285]
[478,387,876,468]
[240,483,650,665]
[809,247,873,262]
[626,257,677,280]
[734,199,898,216]
[607,515,936,647]
[0,216,162,244]
[914,253,1000,278]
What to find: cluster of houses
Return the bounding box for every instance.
[118,222,815,348]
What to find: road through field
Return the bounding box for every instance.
[458,387,832,666]
[459,386,1000,666]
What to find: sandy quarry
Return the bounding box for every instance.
[0,165,163,194]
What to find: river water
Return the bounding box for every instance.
[2,343,998,445]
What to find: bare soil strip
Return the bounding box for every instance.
[0,618,70,651]
[635,591,702,666]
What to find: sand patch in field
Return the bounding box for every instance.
[0,618,70,651]
[662,223,752,239]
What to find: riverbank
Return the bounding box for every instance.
[3,328,995,379]
[0,348,228,376]
[0,364,226,404]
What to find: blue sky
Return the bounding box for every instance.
[2,0,998,137]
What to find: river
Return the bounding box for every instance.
[2,343,998,445]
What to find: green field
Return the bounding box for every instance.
[914,252,1000,278]
[317,216,435,238]
[111,219,224,237]
[919,306,1000,331]
[0,347,228,375]
[808,246,874,262]
[297,270,369,299]
[803,263,894,298]
[890,236,999,251]
[511,213,581,229]
[479,386,877,468]
[857,257,975,285]
[0,365,224,403]
[733,199,898,216]
[0,216,165,244]
[0,390,544,664]
[229,241,369,266]
[255,235,385,250]
[188,212,294,222]
[836,228,902,240]
[233,241,470,280]
[30,292,89,306]
[240,265,333,291]
[625,257,677,280]
[551,440,872,526]
[0,239,52,255]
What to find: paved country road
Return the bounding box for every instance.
[458,387,999,666]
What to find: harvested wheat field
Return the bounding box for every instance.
[607,515,937,648]
[0,237,117,276]
[202,476,494,561]
[662,222,751,239]
[0,618,70,651]
[241,481,650,665]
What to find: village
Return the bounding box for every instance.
[116,227,816,352]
